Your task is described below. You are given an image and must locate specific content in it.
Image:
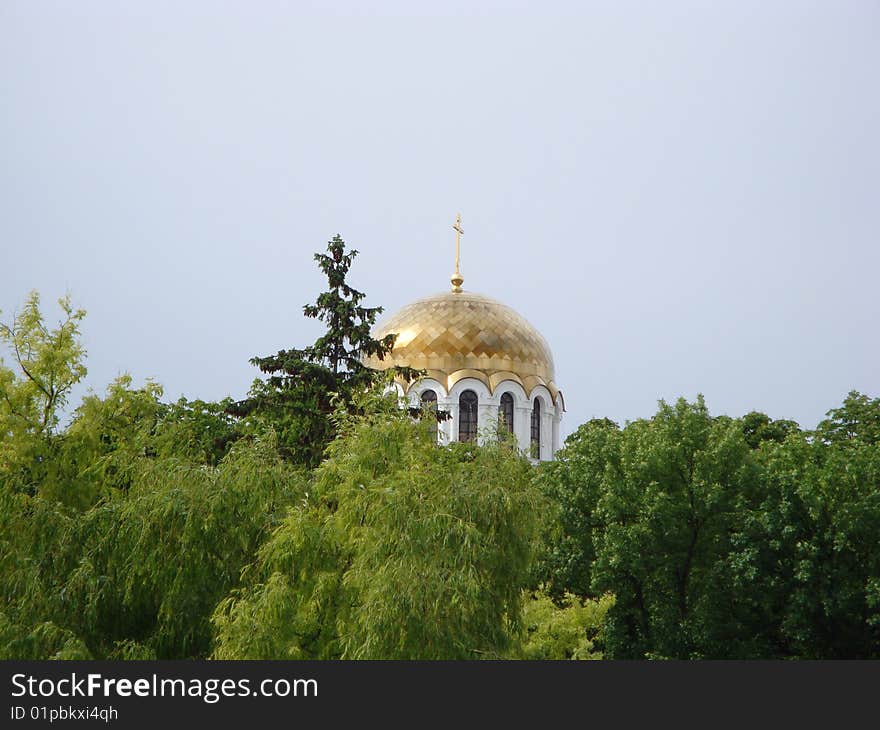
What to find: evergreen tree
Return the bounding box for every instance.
[229,235,415,466]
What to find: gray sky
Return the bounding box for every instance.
[2,1,878,439]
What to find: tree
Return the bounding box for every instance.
[229,235,416,467]
[152,396,240,466]
[730,392,880,658]
[595,398,768,658]
[0,434,305,660]
[212,387,541,659]
[740,411,800,449]
[0,291,87,492]
[44,375,165,509]
[816,390,880,445]
[538,392,880,659]
[540,397,769,658]
[535,417,620,599]
[517,590,615,660]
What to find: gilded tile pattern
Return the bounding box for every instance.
[364,291,560,401]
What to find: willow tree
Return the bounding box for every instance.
[213,388,542,659]
[1,434,305,660]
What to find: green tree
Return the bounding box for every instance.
[0,291,87,491]
[535,417,619,599]
[517,590,615,660]
[27,374,240,511]
[740,410,800,449]
[816,390,880,445]
[539,392,880,659]
[212,387,541,659]
[0,435,304,660]
[594,397,766,658]
[152,396,240,466]
[540,397,767,658]
[0,484,82,658]
[730,392,880,658]
[229,235,414,467]
[41,375,165,508]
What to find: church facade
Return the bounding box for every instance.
[364,216,564,460]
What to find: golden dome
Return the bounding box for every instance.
[365,290,562,405]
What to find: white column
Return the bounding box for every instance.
[441,399,457,444]
[434,391,447,443]
[516,405,531,455]
[477,403,497,445]
[542,410,554,461]
[552,412,561,457]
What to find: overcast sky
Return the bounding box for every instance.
[2,1,878,439]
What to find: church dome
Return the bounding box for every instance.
[364,289,562,406]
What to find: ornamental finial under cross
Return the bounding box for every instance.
[451,213,464,293]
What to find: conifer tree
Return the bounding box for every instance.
[229,235,414,466]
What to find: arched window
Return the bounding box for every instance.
[421,389,439,442]
[458,390,478,442]
[499,392,514,434]
[530,399,541,457]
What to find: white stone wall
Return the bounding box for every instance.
[407,377,563,460]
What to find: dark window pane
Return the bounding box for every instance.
[530,399,541,456]
[500,392,514,434]
[459,390,478,442]
[421,389,439,442]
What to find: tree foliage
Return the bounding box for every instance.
[1,434,305,659]
[3,287,878,661]
[0,293,299,659]
[229,235,416,467]
[731,392,880,658]
[539,394,880,659]
[213,389,541,659]
[517,590,615,660]
[0,291,87,492]
[740,410,800,449]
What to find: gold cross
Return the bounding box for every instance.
[451,213,464,292]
